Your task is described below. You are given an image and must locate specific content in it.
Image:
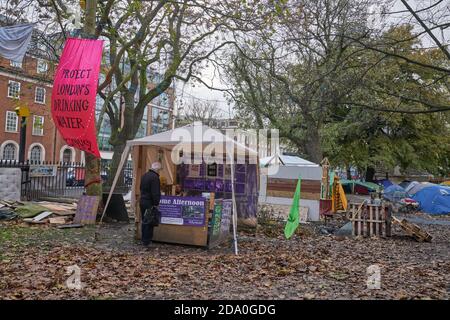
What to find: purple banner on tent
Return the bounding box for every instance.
[215,179,224,192]
[206,179,215,191]
[235,172,246,183]
[224,180,232,192]
[195,179,206,190]
[235,183,245,194]
[183,178,195,189]
[218,164,224,177]
[159,196,206,226]
[200,163,206,176]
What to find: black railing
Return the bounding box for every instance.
[0,160,133,201]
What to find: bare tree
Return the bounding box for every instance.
[176,99,224,126]
[1,0,271,182]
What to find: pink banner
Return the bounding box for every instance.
[51,38,103,158]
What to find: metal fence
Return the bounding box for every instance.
[0,160,133,201]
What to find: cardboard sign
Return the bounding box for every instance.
[188,164,201,177]
[299,206,309,223]
[208,199,232,248]
[73,195,100,225]
[51,38,103,157]
[220,200,232,235]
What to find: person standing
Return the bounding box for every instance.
[139,162,162,246]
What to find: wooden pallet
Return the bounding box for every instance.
[349,202,392,238]
[392,217,432,242]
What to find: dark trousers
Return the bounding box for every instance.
[140,203,154,245]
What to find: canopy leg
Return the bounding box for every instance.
[230,156,238,255]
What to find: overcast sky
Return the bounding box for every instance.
[176,0,449,119]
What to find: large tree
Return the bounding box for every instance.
[223,0,384,163]
[222,0,449,174]
[1,0,274,183]
[322,25,450,178]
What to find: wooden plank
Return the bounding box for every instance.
[23,218,47,224]
[351,207,356,237]
[33,211,53,222]
[267,184,320,194]
[267,179,321,193]
[49,217,67,225]
[51,211,76,216]
[392,216,432,242]
[73,196,100,225]
[384,204,390,237]
[266,190,321,200]
[152,224,208,246]
[267,178,321,186]
[56,223,83,229]
[375,206,379,236]
[359,206,362,236]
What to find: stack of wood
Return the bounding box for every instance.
[349,202,392,238]
[0,200,77,226]
[392,216,432,242]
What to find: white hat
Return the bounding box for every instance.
[151,162,162,171]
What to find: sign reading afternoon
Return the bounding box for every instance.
[159,196,206,226]
[51,38,103,157]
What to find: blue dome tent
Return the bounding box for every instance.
[383,184,407,202]
[412,185,450,215]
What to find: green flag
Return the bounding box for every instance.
[284,177,301,239]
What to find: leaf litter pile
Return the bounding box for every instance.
[0,217,448,300]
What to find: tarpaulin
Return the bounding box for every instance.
[412,185,450,215]
[0,23,34,63]
[51,38,103,157]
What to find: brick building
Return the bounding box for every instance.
[0,53,83,163]
[0,22,175,165]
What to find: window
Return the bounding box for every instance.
[10,60,22,68]
[63,149,72,163]
[2,143,17,160]
[5,111,18,132]
[35,87,46,104]
[37,59,48,73]
[160,93,169,108]
[152,108,169,126]
[32,116,44,136]
[30,145,42,162]
[7,81,20,98]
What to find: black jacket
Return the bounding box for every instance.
[140,169,161,207]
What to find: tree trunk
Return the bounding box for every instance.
[304,126,323,164]
[107,143,126,187]
[346,165,352,179]
[107,92,136,186]
[365,166,375,182]
[83,0,102,197]
[85,152,102,195]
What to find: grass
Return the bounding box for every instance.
[0,223,97,249]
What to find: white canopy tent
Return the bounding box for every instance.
[102,122,258,254]
[260,153,318,167]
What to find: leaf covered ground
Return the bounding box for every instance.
[0,218,448,300]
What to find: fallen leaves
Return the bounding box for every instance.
[0,220,449,300]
